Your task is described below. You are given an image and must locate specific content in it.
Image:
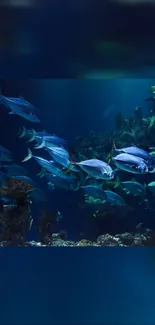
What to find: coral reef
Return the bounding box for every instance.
[0,229,154,247]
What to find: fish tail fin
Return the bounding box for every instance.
[27,129,36,143]
[34,137,45,149]
[22,148,32,162]
[114,176,120,188]
[18,126,26,138]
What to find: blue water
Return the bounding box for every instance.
[0,78,154,240]
[1,79,155,325]
[1,248,155,325]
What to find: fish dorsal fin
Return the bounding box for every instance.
[131,178,136,182]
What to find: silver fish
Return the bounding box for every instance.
[113,153,148,174]
[114,144,152,163]
[34,135,67,149]
[46,147,70,168]
[18,127,50,142]
[104,190,126,206]
[147,181,155,194]
[1,96,40,123]
[76,159,114,180]
[47,173,78,191]
[120,181,145,196]
[0,146,13,162]
[22,148,64,176]
[81,185,107,201]
[1,164,29,176]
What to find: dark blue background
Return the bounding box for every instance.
[1,0,155,77]
[1,248,155,325]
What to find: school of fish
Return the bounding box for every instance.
[1,92,155,217]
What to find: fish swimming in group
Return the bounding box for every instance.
[0,164,29,176]
[18,127,51,142]
[28,188,47,202]
[34,135,67,149]
[46,147,80,173]
[75,159,114,180]
[12,175,36,187]
[116,180,146,196]
[113,143,153,164]
[46,147,70,169]
[81,185,107,201]
[149,150,155,158]
[104,190,126,207]
[0,95,40,123]
[0,146,13,162]
[147,182,155,195]
[2,86,155,233]
[113,153,149,174]
[46,173,78,191]
[22,148,64,176]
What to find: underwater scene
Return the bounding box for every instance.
[1,79,155,246]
